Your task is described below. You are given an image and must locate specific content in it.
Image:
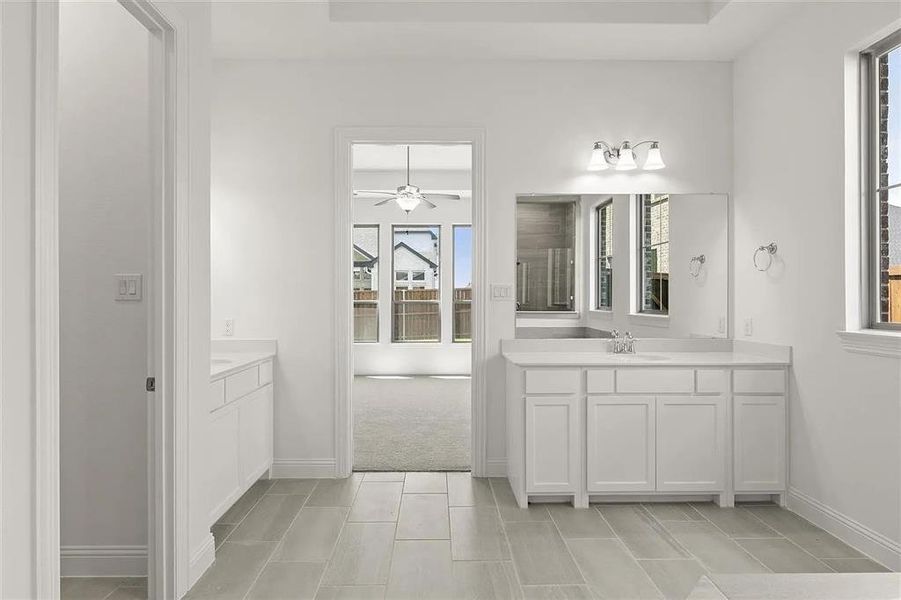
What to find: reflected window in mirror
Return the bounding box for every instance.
[639,194,670,314]
[596,200,614,311]
[516,198,577,312]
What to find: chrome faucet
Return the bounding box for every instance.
[610,330,636,354]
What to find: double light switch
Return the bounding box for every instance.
[115,274,143,301]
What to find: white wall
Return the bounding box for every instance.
[351,168,472,375]
[583,193,729,339]
[58,2,150,575]
[1,3,38,596]
[734,2,901,564]
[211,58,733,471]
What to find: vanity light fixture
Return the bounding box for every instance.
[588,140,666,172]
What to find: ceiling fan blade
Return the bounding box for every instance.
[373,198,397,207]
[354,190,395,197]
[421,198,438,209]
[422,193,462,200]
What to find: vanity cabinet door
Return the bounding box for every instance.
[656,396,725,492]
[239,384,273,487]
[734,395,785,492]
[208,404,241,522]
[525,396,579,493]
[586,396,656,492]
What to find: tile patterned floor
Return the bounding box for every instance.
[67,474,893,600]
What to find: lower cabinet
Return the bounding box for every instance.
[587,396,655,492]
[656,396,726,492]
[525,396,579,493]
[208,360,274,524]
[734,395,785,491]
[239,384,274,487]
[508,364,787,504]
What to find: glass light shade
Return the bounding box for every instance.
[395,194,421,213]
[587,146,609,171]
[615,145,637,171]
[643,145,666,170]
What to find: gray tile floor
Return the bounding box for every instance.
[177,474,893,600]
[60,576,147,600]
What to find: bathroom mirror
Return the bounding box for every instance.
[515,193,729,339]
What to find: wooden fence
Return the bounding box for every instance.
[352,287,472,342]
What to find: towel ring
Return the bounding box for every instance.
[689,254,706,278]
[754,242,778,271]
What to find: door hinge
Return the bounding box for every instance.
[146,377,156,392]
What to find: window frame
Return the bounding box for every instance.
[864,30,901,330]
[352,223,380,344]
[391,224,442,343]
[636,193,670,316]
[595,199,614,311]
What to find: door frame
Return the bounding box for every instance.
[334,127,488,477]
[33,1,190,597]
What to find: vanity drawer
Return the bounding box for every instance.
[696,369,726,394]
[734,369,785,394]
[617,369,694,394]
[586,369,615,393]
[525,369,580,395]
[226,365,260,404]
[209,378,225,412]
[259,360,273,386]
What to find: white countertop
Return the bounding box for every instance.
[502,351,790,368]
[211,351,276,380]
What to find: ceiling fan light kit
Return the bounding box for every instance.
[588,140,666,172]
[353,145,462,214]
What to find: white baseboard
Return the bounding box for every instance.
[271,458,337,478]
[60,545,147,577]
[485,458,506,478]
[188,533,216,590]
[787,486,901,571]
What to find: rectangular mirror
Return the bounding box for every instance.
[515,193,729,339]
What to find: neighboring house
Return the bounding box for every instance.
[352,228,440,290]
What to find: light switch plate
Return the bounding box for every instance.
[114,274,143,301]
[491,284,513,301]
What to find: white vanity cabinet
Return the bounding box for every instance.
[505,358,789,508]
[208,358,274,524]
[587,396,656,492]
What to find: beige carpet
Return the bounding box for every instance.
[353,375,471,471]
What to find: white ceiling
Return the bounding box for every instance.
[211,0,804,61]
[353,143,472,171]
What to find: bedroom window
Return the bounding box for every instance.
[392,225,441,342]
[864,31,901,328]
[596,200,614,311]
[453,225,472,342]
[352,225,379,343]
[638,194,670,315]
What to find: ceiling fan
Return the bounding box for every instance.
[354,145,462,214]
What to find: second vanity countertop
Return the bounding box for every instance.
[210,339,278,380]
[501,338,791,368]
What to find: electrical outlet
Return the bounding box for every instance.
[743,318,753,337]
[717,316,726,334]
[224,318,235,337]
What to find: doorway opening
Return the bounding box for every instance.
[351,143,473,472]
[55,0,175,596]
